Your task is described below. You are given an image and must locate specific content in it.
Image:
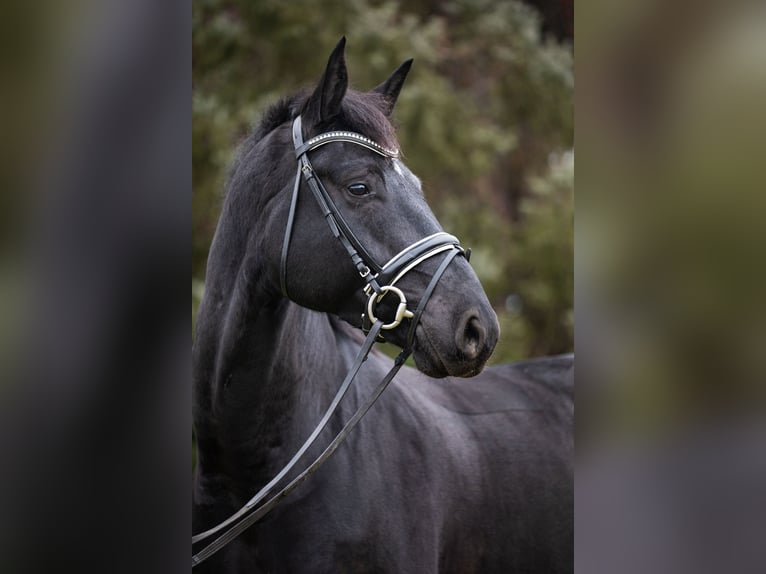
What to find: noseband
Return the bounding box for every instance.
[192,116,470,567]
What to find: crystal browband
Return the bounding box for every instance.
[295,130,399,158]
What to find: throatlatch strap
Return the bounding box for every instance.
[279,165,302,297]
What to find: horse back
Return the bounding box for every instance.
[401,354,574,572]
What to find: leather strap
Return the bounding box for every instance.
[405,249,460,348]
[294,131,399,159]
[374,233,463,289]
[279,165,302,297]
[298,154,384,278]
[295,117,384,275]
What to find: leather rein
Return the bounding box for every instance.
[192,116,469,567]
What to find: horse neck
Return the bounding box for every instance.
[193,246,350,493]
[193,137,361,493]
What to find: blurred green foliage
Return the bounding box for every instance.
[192,0,573,360]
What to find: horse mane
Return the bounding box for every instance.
[250,94,300,145]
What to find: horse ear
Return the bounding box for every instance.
[303,37,349,127]
[371,59,413,116]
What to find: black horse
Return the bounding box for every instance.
[193,38,573,573]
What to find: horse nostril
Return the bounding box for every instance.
[456,314,486,361]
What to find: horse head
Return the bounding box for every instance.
[251,38,499,378]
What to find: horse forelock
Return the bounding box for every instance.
[332,89,399,152]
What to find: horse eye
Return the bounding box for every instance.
[347,183,369,197]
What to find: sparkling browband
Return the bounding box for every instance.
[295,131,399,158]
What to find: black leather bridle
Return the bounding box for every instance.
[192,116,470,567]
[282,116,469,342]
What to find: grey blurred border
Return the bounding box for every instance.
[0,2,189,573]
[577,0,766,572]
